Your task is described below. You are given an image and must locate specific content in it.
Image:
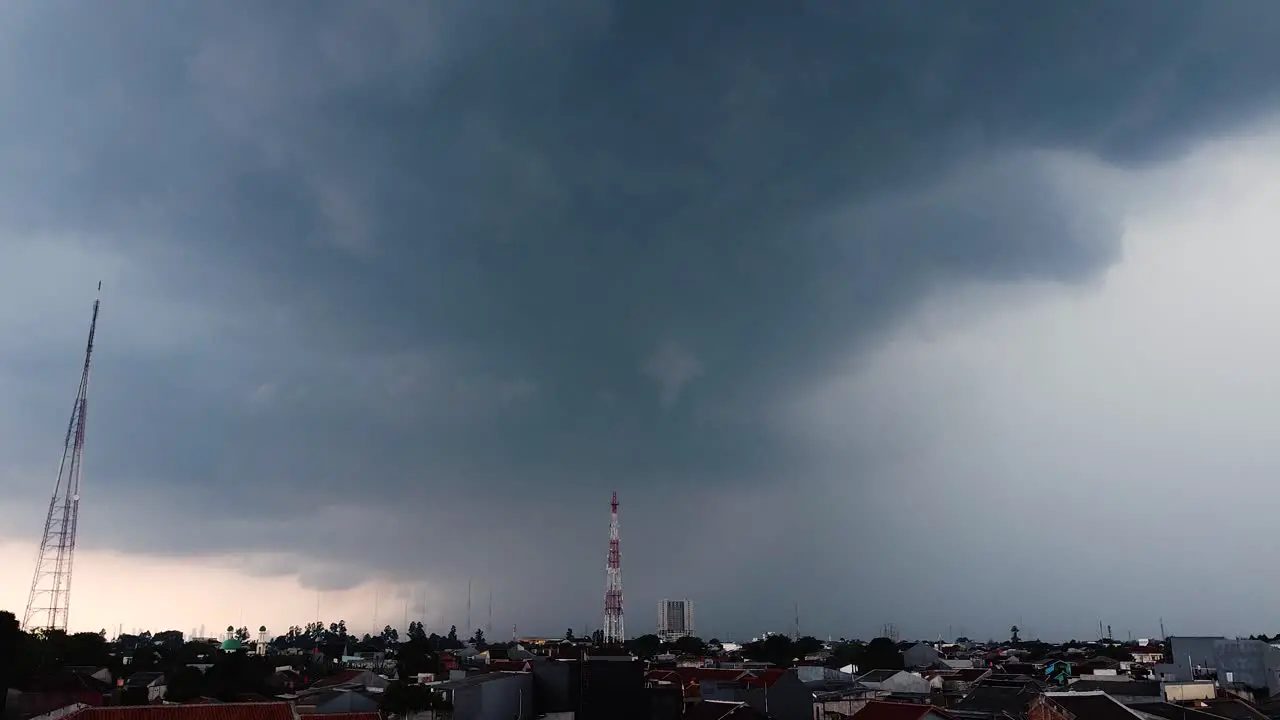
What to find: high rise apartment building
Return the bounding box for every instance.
[658,599,694,642]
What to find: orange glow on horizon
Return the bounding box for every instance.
[0,540,426,638]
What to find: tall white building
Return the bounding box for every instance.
[658,599,694,642]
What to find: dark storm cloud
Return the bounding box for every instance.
[4,0,1280,636]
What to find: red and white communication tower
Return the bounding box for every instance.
[603,491,625,644]
[23,284,101,632]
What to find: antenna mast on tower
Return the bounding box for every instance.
[603,491,625,645]
[23,284,102,632]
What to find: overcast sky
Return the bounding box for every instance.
[6,1,1280,643]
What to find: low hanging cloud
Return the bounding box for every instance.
[4,1,1280,637]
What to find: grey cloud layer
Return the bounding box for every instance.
[3,0,1280,636]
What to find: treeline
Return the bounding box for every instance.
[625,632,906,671]
[0,610,313,704]
[0,609,506,705]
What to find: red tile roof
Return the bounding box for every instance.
[645,666,791,699]
[68,703,297,720]
[740,669,787,688]
[853,701,956,720]
[309,669,367,688]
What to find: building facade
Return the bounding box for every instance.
[658,599,694,642]
[1167,636,1280,695]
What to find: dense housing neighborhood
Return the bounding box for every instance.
[6,612,1280,720]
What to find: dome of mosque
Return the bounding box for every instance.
[220,637,243,651]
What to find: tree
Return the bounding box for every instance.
[381,625,400,644]
[1010,625,1021,644]
[154,630,185,648]
[628,634,662,659]
[863,637,904,670]
[396,639,439,679]
[471,628,486,647]
[831,641,863,669]
[592,629,604,645]
[58,631,113,667]
[408,621,427,642]
[235,627,250,642]
[743,634,797,668]
[565,628,575,640]
[0,611,19,716]
[447,625,459,644]
[671,635,708,657]
[380,682,444,714]
[165,665,207,703]
[131,645,161,672]
[1097,644,1135,662]
[180,640,215,664]
[793,636,824,658]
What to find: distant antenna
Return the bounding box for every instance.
[793,603,800,641]
[1160,617,1166,639]
[603,491,625,644]
[466,578,472,636]
[487,589,493,640]
[23,286,101,632]
[373,586,379,633]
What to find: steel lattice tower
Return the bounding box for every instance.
[603,491,625,645]
[23,286,101,633]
